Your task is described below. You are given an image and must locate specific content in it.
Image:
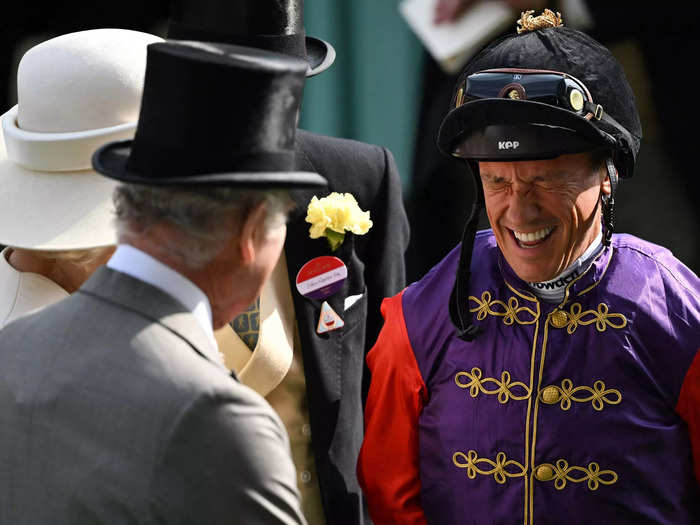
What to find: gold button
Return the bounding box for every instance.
[550,310,569,328]
[541,386,561,404]
[535,464,555,481]
[569,88,584,111]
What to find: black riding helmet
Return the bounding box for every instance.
[436,10,642,341]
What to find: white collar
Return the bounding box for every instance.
[527,232,603,302]
[107,244,220,363]
[0,247,69,328]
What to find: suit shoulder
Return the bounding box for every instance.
[0,292,258,413]
[124,320,263,408]
[295,130,392,193]
[297,129,385,159]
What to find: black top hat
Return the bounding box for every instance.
[438,25,642,179]
[167,0,335,77]
[92,41,327,189]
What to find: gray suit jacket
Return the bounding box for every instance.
[0,267,306,525]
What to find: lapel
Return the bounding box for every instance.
[78,266,228,373]
[285,139,348,452]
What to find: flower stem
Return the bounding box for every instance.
[324,229,345,251]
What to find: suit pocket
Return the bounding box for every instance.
[339,286,367,338]
[343,292,365,312]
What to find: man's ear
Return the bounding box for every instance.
[600,164,614,196]
[237,201,268,264]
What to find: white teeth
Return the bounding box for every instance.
[513,226,554,243]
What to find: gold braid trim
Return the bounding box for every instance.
[517,9,564,34]
[540,379,622,411]
[455,367,531,404]
[536,460,618,491]
[469,291,539,326]
[453,450,527,484]
[563,302,627,334]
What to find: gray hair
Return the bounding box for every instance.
[113,184,293,269]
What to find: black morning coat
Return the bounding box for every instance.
[285,129,409,525]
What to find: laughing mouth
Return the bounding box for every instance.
[512,226,555,248]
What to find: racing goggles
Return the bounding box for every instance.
[455,68,603,120]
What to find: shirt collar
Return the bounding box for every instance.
[107,244,220,363]
[525,232,603,302]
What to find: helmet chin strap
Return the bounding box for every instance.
[602,157,618,246]
[449,161,484,342]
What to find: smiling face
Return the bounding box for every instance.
[479,152,610,283]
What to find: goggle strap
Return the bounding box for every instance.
[584,102,636,178]
[583,100,637,160]
[582,100,603,120]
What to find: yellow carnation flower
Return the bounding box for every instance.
[306,196,332,239]
[305,192,373,250]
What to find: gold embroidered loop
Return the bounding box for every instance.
[472,291,492,321]
[503,297,519,325]
[535,459,618,491]
[453,450,527,484]
[469,291,539,326]
[589,380,622,411]
[557,379,575,411]
[561,302,627,334]
[455,368,483,398]
[584,462,618,490]
[539,378,622,411]
[554,459,570,490]
[455,367,531,404]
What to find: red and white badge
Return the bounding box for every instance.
[296,256,347,300]
[317,301,344,334]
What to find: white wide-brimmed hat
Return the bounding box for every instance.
[0,29,163,250]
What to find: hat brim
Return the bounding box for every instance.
[438,98,616,159]
[93,140,328,189]
[0,153,118,251]
[305,36,335,77]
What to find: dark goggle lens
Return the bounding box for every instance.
[459,71,590,113]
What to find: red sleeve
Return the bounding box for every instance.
[676,349,700,484]
[357,292,429,525]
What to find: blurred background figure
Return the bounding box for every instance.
[0,28,161,327]
[1,1,697,285]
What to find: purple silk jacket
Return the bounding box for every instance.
[359,230,700,524]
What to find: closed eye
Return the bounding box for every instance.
[482,175,510,189]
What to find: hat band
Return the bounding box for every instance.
[167,23,308,61]
[2,106,136,172]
